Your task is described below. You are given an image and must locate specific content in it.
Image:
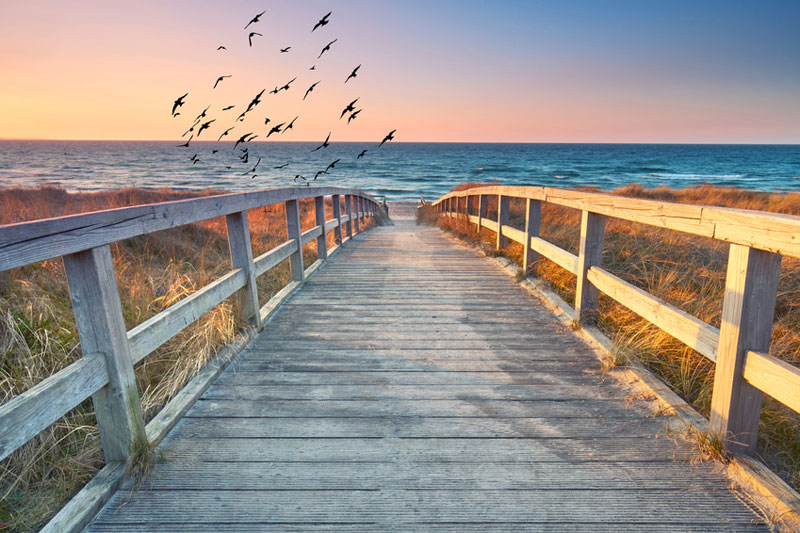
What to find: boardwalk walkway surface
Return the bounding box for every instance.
[88,216,768,531]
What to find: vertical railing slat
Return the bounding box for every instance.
[332,195,342,245]
[284,199,304,282]
[496,195,510,249]
[575,210,606,324]
[524,199,542,277]
[226,210,263,330]
[345,195,353,239]
[314,195,328,261]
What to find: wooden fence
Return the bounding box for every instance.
[432,185,800,455]
[0,186,380,530]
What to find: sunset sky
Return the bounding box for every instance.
[1,0,799,143]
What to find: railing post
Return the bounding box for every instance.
[225,211,263,330]
[332,195,343,245]
[314,195,328,261]
[352,196,361,234]
[523,199,542,276]
[284,199,304,282]
[466,195,474,217]
[710,244,781,454]
[455,196,461,217]
[345,195,353,239]
[63,245,147,463]
[477,194,487,233]
[496,195,510,249]
[575,210,606,324]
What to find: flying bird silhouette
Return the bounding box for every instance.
[264,117,271,126]
[309,65,316,70]
[312,11,332,31]
[218,127,234,141]
[244,89,266,114]
[357,149,367,159]
[233,132,255,151]
[240,151,249,163]
[244,10,266,29]
[348,109,361,124]
[267,122,285,137]
[182,124,196,137]
[340,98,359,119]
[274,163,290,169]
[173,112,181,117]
[172,93,188,116]
[283,116,298,133]
[269,86,280,95]
[312,132,331,152]
[280,77,297,92]
[280,46,291,53]
[213,75,232,89]
[243,156,262,175]
[303,81,320,100]
[248,32,262,47]
[345,64,360,83]
[222,105,235,111]
[379,129,396,147]
[313,169,326,180]
[192,105,210,125]
[177,136,192,148]
[217,45,226,50]
[325,159,341,173]
[318,39,337,59]
[294,174,308,183]
[189,153,200,164]
[196,119,216,137]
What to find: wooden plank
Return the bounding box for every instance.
[352,195,361,233]
[259,280,302,323]
[477,194,488,232]
[524,198,542,275]
[315,196,328,260]
[324,219,338,232]
[481,218,498,233]
[743,350,800,414]
[0,352,108,462]
[497,195,510,249]
[127,269,247,364]
[253,240,297,277]
[587,266,719,362]
[345,195,353,238]
[710,244,781,454]
[575,210,606,324]
[284,199,304,282]
[332,195,343,245]
[225,211,262,330]
[300,224,323,246]
[63,245,146,462]
[0,187,376,271]
[530,236,579,275]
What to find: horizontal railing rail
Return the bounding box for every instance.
[432,185,800,456]
[0,186,381,531]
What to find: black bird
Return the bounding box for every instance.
[294,174,308,183]
[325,159,341,173]
[318,39,337,59]
[244,10,266,29]
[280,46,291,53]
[217,45,226,50]
[309,65,316,70]
[251,174,257,179]
[312,11,331,31]
[274,163,290,169]
[357,149,367,159]
[182,123,196,137]
[264,117,271,126]
[314,169,326,180]
[196,119,216,138]
[303,81,320,100]
[233,132,254,151]
[177,136,192,148]
[267,122,285,137]
[269,86,280,94]
[243,156,262,175]
[248,32,262,47]
[222,105,235,111]
[236,110,248,122]
[345,64,360,83]
[212,149,219,154]
[340,97,359,119]
[240,151,249,164]
[379,129,396,147]
[348,109,361,124]
[312,132,331,152]
[283,116,298,133]
[240,147,249,153]
[280,77,297,92]
[172,93,188,116]
[245,89,266,113]
[213,75,232,89]
[218,127,234,141]
[192,105,210,125]
[174,112,181,117]
[189,153,200,164]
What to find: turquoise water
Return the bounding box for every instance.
[0,141,798,201]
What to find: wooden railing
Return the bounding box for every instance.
[432,185,800,455]
[0,186,380,531]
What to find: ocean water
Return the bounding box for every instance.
[0,141,798,201]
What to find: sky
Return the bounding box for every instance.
[1,0,799,143]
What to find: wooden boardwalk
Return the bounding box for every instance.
[87,218,769,531]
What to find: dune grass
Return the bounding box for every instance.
[420,183,800,492]
[0,186,367,531]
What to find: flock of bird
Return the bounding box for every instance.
[171,9,396,184]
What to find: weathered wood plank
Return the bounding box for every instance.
[587,266,719,361]
[497,195,510,249]
[743,350,800,414]
[300,224,323,246]
[575,210,605,324]
[259,280,302,323]
[332,195,343,244]
[0,353,108,462]
[128,269,247,364]
[314,196,328,260]
[253,239,296,277]
[225,210,262,330]
[524,198,542,275]
[284,199,304,282]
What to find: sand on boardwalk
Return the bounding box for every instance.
[386,201,420,220]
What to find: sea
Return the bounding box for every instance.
[1,141,798,201]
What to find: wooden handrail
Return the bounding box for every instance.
[433,185,800,455]
[0,187,382,525]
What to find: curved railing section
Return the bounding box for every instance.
[432,185,800,455]
[0,186,381,530]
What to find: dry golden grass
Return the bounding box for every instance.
[0,186,368,531]
[421,183,800,492]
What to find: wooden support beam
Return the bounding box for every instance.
[345,195,353,238]
[477,195,488,233]
[710,244,781,454]
[352,195,361,234]
[575,210,606,324]
[63,245,147,463]
[225,211,262,330]
[496,195,510,249]
[284,199,304,282]
[523,199,542,276]
[332,195,343,245]
[314,196,328,261]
